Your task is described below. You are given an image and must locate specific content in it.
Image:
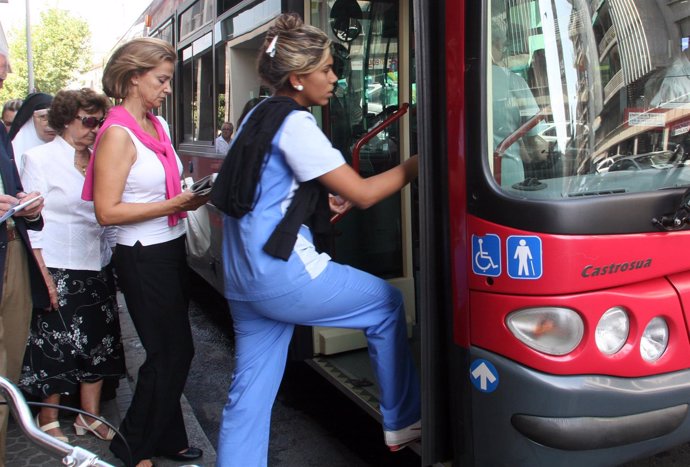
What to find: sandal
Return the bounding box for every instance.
[73,413,116,441]
[36,415,68,443]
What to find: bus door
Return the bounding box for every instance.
[302,0,420,420]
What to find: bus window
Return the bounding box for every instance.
[488,0,690,198]
[181,32,214,143]
[179,0,213,39]
[150,20,175,125]
[215,27,229,138]
[217,0,244,17]
[313,0,404,278]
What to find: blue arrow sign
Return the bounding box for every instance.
[469,359,499,393]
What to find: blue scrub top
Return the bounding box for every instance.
[221,108,345,301]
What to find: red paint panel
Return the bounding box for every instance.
[446,0,470,348]
[466,216,690,295]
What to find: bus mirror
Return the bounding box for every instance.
[330,0,363,42]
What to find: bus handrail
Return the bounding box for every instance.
[493,108,547,185]
[0,375,115,467]
[331,103,410,223]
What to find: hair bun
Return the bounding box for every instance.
[273,12,303,33]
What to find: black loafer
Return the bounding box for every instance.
[163,446,203,461]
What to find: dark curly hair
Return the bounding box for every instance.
[48,88,110,136]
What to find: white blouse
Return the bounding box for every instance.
[112,124,185,246]
[21,136,114,271]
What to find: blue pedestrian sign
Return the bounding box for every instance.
[507,235,542,280]
[469,359,499,393]
[472,234,501,277]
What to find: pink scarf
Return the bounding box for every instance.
[81,106,186,226]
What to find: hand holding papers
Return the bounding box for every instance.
[188,174,216,196]
[0,195,43,223]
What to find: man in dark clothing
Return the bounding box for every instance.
[0,46,49,466]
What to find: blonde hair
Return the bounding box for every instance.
[257,13,332,92]
[102,37,176,100]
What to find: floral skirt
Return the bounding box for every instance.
[19,265,125,398]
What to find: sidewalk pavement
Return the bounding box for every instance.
[6,293,216,466]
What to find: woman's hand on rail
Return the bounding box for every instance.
[329,194,353,215]
[319,154,419,210]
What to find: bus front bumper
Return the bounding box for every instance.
[512,404,688,450]
[468,347,690,466]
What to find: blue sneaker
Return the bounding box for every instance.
[384,420,421,451]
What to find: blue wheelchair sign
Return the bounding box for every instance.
[507,236,542,279]
[472,234,501,277]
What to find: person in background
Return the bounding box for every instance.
[82,37,208,467]
[1,99,21,132]
[211,13,420,467]
[215,121,234,155]
[18,88,125,444]
[8,93,56,174]
[490,19,544,187]
[0,44,49,467]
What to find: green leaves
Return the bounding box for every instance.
[0,8,92,100]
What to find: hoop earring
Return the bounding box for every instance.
[294,84,304,91]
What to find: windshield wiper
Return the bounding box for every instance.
[652,187,690,231]
[668,144,687,166]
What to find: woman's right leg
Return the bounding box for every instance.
[216,300,294,467]
[217,262,420,466]
[37,394,65,439]
[251,263,421,433]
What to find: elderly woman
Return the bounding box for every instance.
[18,88,125,443]
[8,92,56,173]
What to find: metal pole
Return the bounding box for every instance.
[25,0,34,92]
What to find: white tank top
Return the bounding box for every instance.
[114,125,185,246]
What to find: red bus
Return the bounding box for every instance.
[135,0,690,465]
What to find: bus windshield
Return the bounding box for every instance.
[489,0,690,200]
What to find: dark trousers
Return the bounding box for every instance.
[110,236,194,466]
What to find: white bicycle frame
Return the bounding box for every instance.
[0,375,115,467]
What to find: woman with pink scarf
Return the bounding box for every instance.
[82,37,208,467]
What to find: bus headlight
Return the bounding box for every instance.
[506,307,584,356]
[595,307,629,355]
[640,317,668,362]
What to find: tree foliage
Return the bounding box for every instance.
[0,8,92,101]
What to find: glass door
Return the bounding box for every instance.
[310,0,416,355]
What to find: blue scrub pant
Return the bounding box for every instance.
[216,262,421,467]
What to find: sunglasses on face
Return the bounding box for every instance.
[76,115,105,129]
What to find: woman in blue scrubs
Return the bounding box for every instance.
[213,13,420,467]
